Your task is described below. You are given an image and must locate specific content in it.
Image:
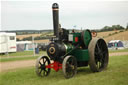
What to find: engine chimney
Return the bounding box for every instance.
[52,3,59,38]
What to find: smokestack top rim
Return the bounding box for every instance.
[52,3,59,9]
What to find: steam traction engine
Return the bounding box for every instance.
[35,3,109,79]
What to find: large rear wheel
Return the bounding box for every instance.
[88,38,109,72]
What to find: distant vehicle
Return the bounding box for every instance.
[0,32,16,54]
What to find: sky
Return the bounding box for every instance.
[1,0,128,31]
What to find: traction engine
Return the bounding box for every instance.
[35,3,109,79]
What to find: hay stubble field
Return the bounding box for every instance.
[16,30,128,43]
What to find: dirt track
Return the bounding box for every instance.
[0,60,36,72]
[0,52,128,72]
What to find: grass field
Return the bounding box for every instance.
[0,51,46,57]
[0,51,46,62]
[0,55,128,85]
[0,56,39,62]
[109,48,128,53]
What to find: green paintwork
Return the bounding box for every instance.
[64,43,74,53]
[83,30,92,46]
[63,30,91,62]
[70,49,89,61]
[72,33,81,44]
[64,43,89,61]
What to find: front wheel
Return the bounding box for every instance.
[62,55,77,79]
[35,56,51,77]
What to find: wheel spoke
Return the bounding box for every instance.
[101,56,105,64]
[39,69,43,74]
[102,51,106,54]
[99,60,102,68]
[44,60,47,64]
[95,52,99,55]
[98,61,100,68]
[43,69,48,76]
[99,41,102,46]
[96,43,100,52]
[96,43,104,68]
[66,67,73,76]
[42,58,45,63]
[96,42,106,69]
[96,43,103,57]
[39,61,42,65]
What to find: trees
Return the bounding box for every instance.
[126,23,128,30]
[101,25,125,32]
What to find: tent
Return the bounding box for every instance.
[108,40,124,49]
[16,41,33,51]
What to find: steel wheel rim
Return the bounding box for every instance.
[66,58,75,77]
[63,56,77,79]
[36,56,51,77]
[88,38,109,72]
